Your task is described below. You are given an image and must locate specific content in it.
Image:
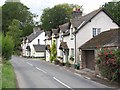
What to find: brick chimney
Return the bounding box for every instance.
[72,7,82,19]
[33,27,41,34]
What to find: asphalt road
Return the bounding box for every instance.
[11,56,112,89]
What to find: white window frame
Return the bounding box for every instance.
[92,28,101,37]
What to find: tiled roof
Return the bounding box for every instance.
[27,30,44,43]
[71,8,120,34]
[59,22,70,33]
[79,28,120,50]
[33,45,45,52]
[45,30,52,37]
[45,30,52,40]
[59,22,71,37]
[59,42,69,50]
[52,29,59,38]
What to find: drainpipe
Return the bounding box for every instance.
[72,28,76,65]
[74,33,76,64]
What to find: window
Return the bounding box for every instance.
[60,35,63,41]
[92,28,101,37]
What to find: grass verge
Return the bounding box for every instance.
[2,61,16,88]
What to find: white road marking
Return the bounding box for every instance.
[27,62,33,66]
[74,73,82,77]
[53,77,73,89]
[36,67,47,74]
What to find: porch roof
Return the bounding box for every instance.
[59,42,69,50]
[33,45,45,52]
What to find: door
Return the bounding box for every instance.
[85,50,95,70]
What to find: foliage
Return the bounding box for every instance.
[6,19,22,52]
[102,1,120,25]
[41,3,83,31]
[2,1,35,35]
[97,48,120,82]
[2,61,16,88]
[2,35,14,60]
[22,23,34,37]
[0,38,1,51]
[50,40,57,63]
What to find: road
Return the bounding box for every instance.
[11,56,112,89]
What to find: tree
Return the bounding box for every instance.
[102,1,120,25]
[6,19,22,53]
[0,6,2,32]
[41,3,83,31]
[2,1,35,35]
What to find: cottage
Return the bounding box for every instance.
[21,27,45,57]
[79,28,120,71]
[58,22,73,63]
[45,30,52,61]
[70,8,119,65]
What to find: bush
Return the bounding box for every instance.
[2,35,14,60]
[50,40,57,63]
[97,48,120,82]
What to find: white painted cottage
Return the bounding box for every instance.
[21,27,46,57]
[45,30,52,61]
[70,8,119,65]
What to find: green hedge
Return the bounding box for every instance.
[2,35,14,60]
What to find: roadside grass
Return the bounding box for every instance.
[2,61,16,88]
[0,64,2,89]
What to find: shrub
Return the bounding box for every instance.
[97,48,120,82]
[2,35,14,60]
[50,40,57,63]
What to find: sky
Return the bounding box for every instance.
[0,0,113,21]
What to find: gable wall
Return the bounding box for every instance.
[29,32,45,57]
[76,11,119,62]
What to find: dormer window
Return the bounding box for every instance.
[92,28,101,37]
[60,35,63,41]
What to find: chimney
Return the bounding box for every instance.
[72,7,82,19]
[33,27,41,34]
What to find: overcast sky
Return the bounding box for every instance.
[0,0,113,21]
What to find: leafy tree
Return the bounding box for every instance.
[5,0,20,2]
[2,1,35,35]
[2,35,14,60]
[22,23,34,37]
[41,3,83,31]
[0,7,2,32]
[102,1,120,25]
[50,40,57,62]
[6,19,22,53]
